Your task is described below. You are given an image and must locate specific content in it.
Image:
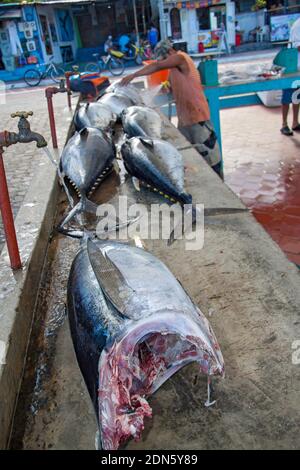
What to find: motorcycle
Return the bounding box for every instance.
[116,41,154,65]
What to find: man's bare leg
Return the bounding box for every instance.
[292,103,300,129]
[281,104,293,135]
[282,103,290,128]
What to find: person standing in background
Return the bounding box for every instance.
[280,17,300,136]
[118,34,131,54]
[104,35,113,54]
[130,29,137,44]
[0,49,4,70]
[148,24,159,51]
[120,39,223,178]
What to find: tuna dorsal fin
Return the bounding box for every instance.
[87,239,134,318]
[140,137,154,149]
[79,127,89,138]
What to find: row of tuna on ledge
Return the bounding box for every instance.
[55,81,225,449]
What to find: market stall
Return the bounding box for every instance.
[203,70,300,158]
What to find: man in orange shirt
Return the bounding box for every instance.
[121,39,222,178]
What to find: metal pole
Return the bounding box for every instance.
[132,0,140,46]
[158,0,167,40]
[142,0,146,35]
[65,71,74,109]
[0,147,22,270]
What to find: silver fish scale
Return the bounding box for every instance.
[73,248,123,336]
[60,128,114,192]
[123,106,162,139]
[78,102,117,130]
[88,240,199,322]
[105,82,144,105]
[98,92,135,117]
[132,137,185,193]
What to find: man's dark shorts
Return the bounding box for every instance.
[282,88,300,105]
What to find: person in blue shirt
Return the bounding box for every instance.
[104,35,113,54]
[148,24,158,50]
[118,34,131,54]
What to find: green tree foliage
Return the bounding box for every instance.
[252,0,267,10]
[1,0,35,4]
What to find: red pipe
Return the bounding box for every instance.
[0,146,22,270]
[45,85,68,149]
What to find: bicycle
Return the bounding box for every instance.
[24,56,65,87]
[85,51,124,76]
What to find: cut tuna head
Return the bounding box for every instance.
[98,311,224,450]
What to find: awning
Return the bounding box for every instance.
[0,9,22,19]
[164,0,224,6]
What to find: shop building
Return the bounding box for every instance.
[161,0,236,53]
[0,4,44,78]
[235,1,300,45]
[0,2,78,81]
[0,0,156,81]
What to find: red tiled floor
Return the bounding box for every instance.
[222,105,300,266]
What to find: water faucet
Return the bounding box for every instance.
[9,111,47,148]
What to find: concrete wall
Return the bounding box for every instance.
[236,9,266,40]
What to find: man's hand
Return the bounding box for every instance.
[120,73,135,86]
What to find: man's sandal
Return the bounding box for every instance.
[281,126,293,136]
[292,124,300,132]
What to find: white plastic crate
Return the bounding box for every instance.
[257,90,282,107]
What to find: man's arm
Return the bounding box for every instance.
[120,53,185,86]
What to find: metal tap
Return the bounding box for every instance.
[8,111,47,148]
[45,79,68,99]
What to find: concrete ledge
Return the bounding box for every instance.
[0,146,63,448]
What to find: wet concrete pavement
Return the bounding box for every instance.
[222,105,300,266]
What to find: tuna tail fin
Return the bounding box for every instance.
[57,227,94,241]
[168,204,201,246]
[57,193,98,232]
[57,194,139,235]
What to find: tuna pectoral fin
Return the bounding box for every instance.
[140,137,154,149]
[168,205,201,246]
[87,239,134,318]
[132,176,141,191]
